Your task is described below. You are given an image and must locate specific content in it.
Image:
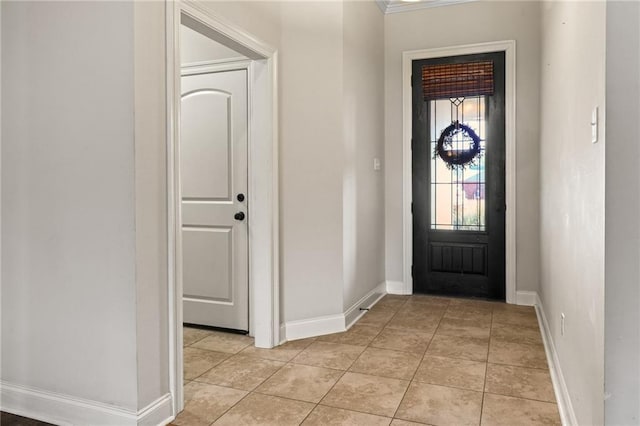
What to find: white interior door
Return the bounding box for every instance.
[180,68,248,332]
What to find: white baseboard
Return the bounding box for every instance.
[516,290,538,306]
[282,313,345,341]
[279,324,287,345]
[282,282,387,342]
[138,394,174,426]
[386,280,410,295]
[344,281,386,329]
[534,293,578,426]
[0,381,173,426]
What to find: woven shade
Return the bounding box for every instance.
[422,61,494,100]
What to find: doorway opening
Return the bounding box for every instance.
[400,41,516,302]
[412,52,506,300]
[181,24,251,332]
[167,2,279,416]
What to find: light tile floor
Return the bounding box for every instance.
[175,295,561,426]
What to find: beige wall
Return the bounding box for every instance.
[604,2,640,423]
[539,1,606,424]
[1,0,139,410]
[343,0,385,310]
[383,1,542,293]
[134,1,170,409]
[279,1,346,321]
[181,24,245,65]
[2,1,172,415]
[198,1,386,323]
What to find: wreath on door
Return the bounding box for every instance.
[435,120,482,169]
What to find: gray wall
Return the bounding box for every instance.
[1,0,171,414]
[134,1,170,409]
[279,1,346,321]
[199,1,386,324]
[342,0,385,311]
[181,24,246,65]
[604,1,640,424]
[383,1,542,293]
[1,1,139,409]
[539,1,606,424]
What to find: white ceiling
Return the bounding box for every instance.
[375,0,478,14]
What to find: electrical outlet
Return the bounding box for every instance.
[561,313,566,336]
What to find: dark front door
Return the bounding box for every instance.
[412,52,506,300]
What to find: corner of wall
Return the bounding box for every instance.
[533,295,578,426]
[133,0,170,411]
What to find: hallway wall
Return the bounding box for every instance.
[383,1,542,295]
[604,1,640,423]
[199,1,386,327]
[342,0,385,312]
[181,25,246,64]
[1,0,139,411]
[539,1,606,424]
[1,1,172,418]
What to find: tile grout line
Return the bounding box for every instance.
[391,298,449,421]
[479,305,495,426]
[190,343,272,382]
[482,391,560,405]
[182,298,555,425]
[289,326,374,425]
[208,349,291,425]
[205,390,251,426]
[313,301,408,422]
[308,368,349,424]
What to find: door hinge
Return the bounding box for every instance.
[411,202,413,214]
[411,265,414,277]
[411,138,414,150]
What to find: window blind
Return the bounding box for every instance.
[422,61,494,100]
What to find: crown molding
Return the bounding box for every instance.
[376,0,478,14]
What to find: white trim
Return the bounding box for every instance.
[136,394,174,426]
[279,324,287,345]
[0,382,172,426]
[181,59,252,75]
[535,294,578,426]
[401,41,517,302]
[516,290,538,306]
[181,57,247,69]
[180,1,273,60]
[283,282,387,341]
[166,1,279,416]
[284,314,346,342]
[376,0,478,14]
[386,280,410,295]
[344,282,387,329]
[165,0,181,417]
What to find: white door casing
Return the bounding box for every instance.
[181,68,249,331]
[400,41,517,302]
[167,1,279,416]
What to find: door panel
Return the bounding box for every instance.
[181,68,248,331]
[181,90,232,200]
[413,52,505,300]
[183,227,232,301]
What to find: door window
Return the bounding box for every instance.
[429,96,486,231]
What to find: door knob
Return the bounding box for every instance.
[234,212,246,221]
[237,193,245,202]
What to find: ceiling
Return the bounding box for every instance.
[375,0,477,14]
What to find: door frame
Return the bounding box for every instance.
[401,40,516,302]
[166,0,280,415]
